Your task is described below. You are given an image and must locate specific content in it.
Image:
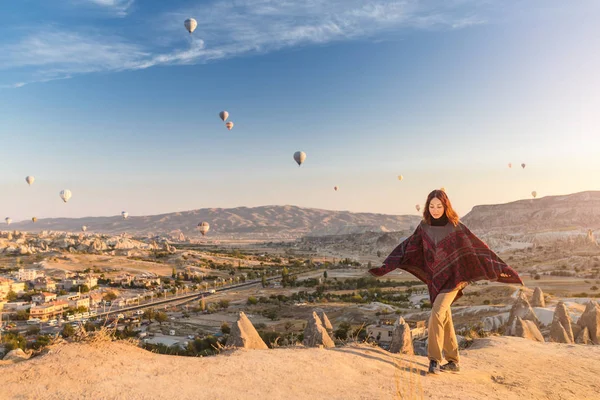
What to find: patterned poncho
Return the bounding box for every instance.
[368,221,523,304]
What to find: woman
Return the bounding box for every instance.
[369,190,523,374]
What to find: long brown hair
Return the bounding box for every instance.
[423,189,460,226]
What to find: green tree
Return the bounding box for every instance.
[6,290,17,302]
[281,267,290,287]
[264,309,279,321]
[155,312,168,325]
[143,309,155,323]
[261,275,267,288]
[2,332,26,351]
[323,271,328,279]
[15,310,30,321]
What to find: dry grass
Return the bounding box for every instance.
[393,355,425,400]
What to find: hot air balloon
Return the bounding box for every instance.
[415,204,421,212]
[225,121,234,130]
[5,217,11,225]
[184,18,197,34]
[81,225,87,232]
[219,111,229,121]
[398,175,404,181]
[198,221,210,236]
[32,217,37,223]
[531,191,537,199]
[121,211,129,220]
[293,151,306,166]
[59,189,72,203]
[26,176,35,185]
[508,163,512,168]
[521,163,526,169]
[334,186,339,191]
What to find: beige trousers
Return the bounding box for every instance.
[427,288,460,363]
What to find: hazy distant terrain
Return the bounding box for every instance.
[462,191,600,233]
[7,205,421,239]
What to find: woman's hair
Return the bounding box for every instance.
[423,189,460,226]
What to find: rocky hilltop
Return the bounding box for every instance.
[462,191,600,233]
[7,205,421,240]
[0,231,175,257]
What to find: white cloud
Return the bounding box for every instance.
[81,0,134,17]
[1,0,491,87]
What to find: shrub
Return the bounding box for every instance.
[247,296,258,305]
[61,324,76,338]
[218,299,230,309]
[221,322,231,335]
[334,322,352,340]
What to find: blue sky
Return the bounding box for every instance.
[1,0,599,221]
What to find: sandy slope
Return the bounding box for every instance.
[2,336,599,400]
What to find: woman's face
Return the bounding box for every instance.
[429,197,445,219]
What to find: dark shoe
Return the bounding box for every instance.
[440,361,460,373]
[428,360,440,375]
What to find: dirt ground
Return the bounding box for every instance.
[2,335,599,400]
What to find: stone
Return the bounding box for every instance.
[226,312,268,350]
[315,309,333,333]
[549,301,574,343]
[575,326,591,345]
[3,348,32,362]
[515,317,544,342]
[303,311,335,348]
[506,291,541,335]
[530,287,545,307]
[389,317,414,355]
[577,301,600,344]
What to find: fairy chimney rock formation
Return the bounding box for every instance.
[303,312,335,348]
[515,317,545,342]
[389,317,414,355]
[506,291,541,335]
[315,309,334,333]
[531,287,546,307]
[575,326,591,345]
[226,312,269,350]
[577,301,600,345]
[549,301,574,343]
[587,229,596,244]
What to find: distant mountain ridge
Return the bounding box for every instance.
[462,191,600,233]
[7,205,421,239]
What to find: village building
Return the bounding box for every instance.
[31,292,58,305]
[32,277,57,292]
[0,278,26,299]
[17,268,44,281]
